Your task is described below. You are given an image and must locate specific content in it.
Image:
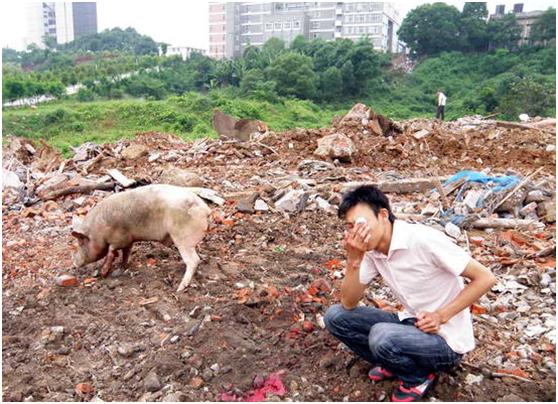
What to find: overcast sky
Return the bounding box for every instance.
[1,0,555,51]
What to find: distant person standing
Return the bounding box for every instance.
[436,90,446,120]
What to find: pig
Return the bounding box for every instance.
[71,184,211,292]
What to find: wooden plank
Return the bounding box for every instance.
[107,169,135,187]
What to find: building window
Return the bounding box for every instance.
[293,20,300,29]
[284,21,291,30]
[274,22,281,30]
[265,22,273,31]
[312,21,319,29]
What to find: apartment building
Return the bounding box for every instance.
[490,3,546,46]
[25,2,97,48]
[208,2,401,59]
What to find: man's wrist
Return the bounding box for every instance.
[435,309,450,324]
[346,257,362,272]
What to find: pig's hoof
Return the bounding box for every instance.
[176,283,189,292]
[110,268,123,278]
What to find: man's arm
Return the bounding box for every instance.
[340,258,367,310]
[416,258,497,333]
[339,223,370,310]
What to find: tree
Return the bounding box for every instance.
[2,47,20,64]
[340,60,356,95]
[398,3,464,57]
[487,14,522,50]
[3,78,26,100]
[160,43,168,56]
[260,37,286,66]
[267,52,316,99]
[240,68,278,101]
[243,45,262,70]
[499,74,555,118]
[318,66,343,101]
[347,39,381,92]
[530,8,556,47]
[460,2,489,52]
[290,35,309,54]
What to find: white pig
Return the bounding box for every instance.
[71,184,211,291]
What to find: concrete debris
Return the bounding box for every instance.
[158,167,204,188]
[275,189,308,213]
[314,133,356,162]
[2,170,24,190]
[121,144,149,160]
[2,104,556,402]
[254,199,270,212]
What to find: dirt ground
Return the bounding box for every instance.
[2,114,556,402]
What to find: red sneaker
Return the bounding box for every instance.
[368,366,395,382]
[391,373,436,402]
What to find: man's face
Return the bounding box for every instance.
[345,203,388,251]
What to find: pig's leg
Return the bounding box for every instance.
[121,245,132,268]
[175,245,200,292]
[100,247,118,277]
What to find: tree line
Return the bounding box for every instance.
[398,3,555,56]
[2,4,555,119]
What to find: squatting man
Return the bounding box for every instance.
[324,185,497,402]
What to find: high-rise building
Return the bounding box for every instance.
[208,2,401,59]
[24,2,57,48]
[25,2,98,48]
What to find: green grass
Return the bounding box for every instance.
[2,91,344,156]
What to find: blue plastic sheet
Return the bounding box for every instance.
[442,170,520,193]
[438,170,521,226]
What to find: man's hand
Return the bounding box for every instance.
[416,311,444,334]
[343,222,370,263]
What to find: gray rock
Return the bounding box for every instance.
[525,190,548,203]
[275,190,308,213]
[202,368,214,381]
[519,202,538,217]
[297,159,335,175]
[144,371,162,392]
[162,391,186,402]
[236,192,259,214]
[117,344,137,357]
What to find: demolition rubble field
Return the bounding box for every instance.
[2,105,556,402]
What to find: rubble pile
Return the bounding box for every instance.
[2,103,556,402]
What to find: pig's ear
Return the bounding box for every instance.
[71,216,88,239]
[71,230,89,240]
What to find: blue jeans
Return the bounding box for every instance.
[324,304,462,386]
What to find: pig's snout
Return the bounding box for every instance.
[72,248,87,268]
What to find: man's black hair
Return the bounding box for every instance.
[338,185,396,223]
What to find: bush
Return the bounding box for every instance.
[44,108,70,124]
[77,88,95,102]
